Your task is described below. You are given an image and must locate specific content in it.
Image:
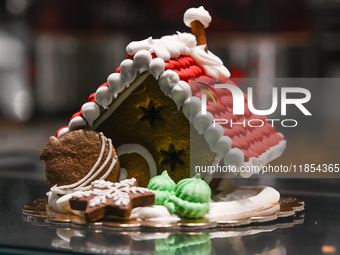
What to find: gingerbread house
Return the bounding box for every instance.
[54,7,286,187]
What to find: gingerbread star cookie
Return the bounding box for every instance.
[69,178,155,222]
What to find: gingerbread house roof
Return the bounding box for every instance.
[55,8,286,178]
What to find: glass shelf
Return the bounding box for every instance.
[0,155,339,254]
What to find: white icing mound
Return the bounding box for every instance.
[132,186,280,221]
[206,186,280,221]
[184,6,212,28]
[132,205,181,222]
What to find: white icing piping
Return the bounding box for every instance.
[82,102,100,127]
[50,132,118,195]
[52,132,106,191]
[59,49,284,182]
[55,20,285,182]
[57,31,230,138]
[92,71,151,130]
[71,179,151,208]
[98,154,118,181]
[78,138,114,188]
[68,116,87,132]
[116,143,157,179]
[191,46,231,78]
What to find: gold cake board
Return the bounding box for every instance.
[23,197,304,232]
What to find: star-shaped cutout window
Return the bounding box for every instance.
[138,100,164,127]
[160,143,184,172]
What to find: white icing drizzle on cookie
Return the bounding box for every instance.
[116,143,157,179]
[50,132,117,195]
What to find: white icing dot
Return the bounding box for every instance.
[193,111,213,135]
[149,58,165,80]
[57,127,69,138]
[120,59,137,87]
[224,148,244,169]
[134,50,152,73]
[182,96,202,122]
[158,70,179,96]
[204,124,224,149]
[95,86,113,109]
[170,81,191,110]
[107,73,125,99]
[68,116,87,131]
[213,136,232,159]
[81,102,100,127]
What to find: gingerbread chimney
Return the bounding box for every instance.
[184,6,212,52]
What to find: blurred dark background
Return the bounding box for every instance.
[0,0,339,169]
[0,2,339,253]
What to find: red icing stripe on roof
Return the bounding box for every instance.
[88,93,95,102]
[165,62,175,70]
[99,82,109,88]
[169,59,181,70]
[71,111,82,121]
[189,76,284,162]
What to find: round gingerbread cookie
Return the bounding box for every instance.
[40,130,120,187]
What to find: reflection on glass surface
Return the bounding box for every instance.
[22,195,303,255]
[49,228,289,255]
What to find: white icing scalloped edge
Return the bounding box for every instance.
[56,32,285,181]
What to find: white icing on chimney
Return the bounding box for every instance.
[183,6,212,28]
